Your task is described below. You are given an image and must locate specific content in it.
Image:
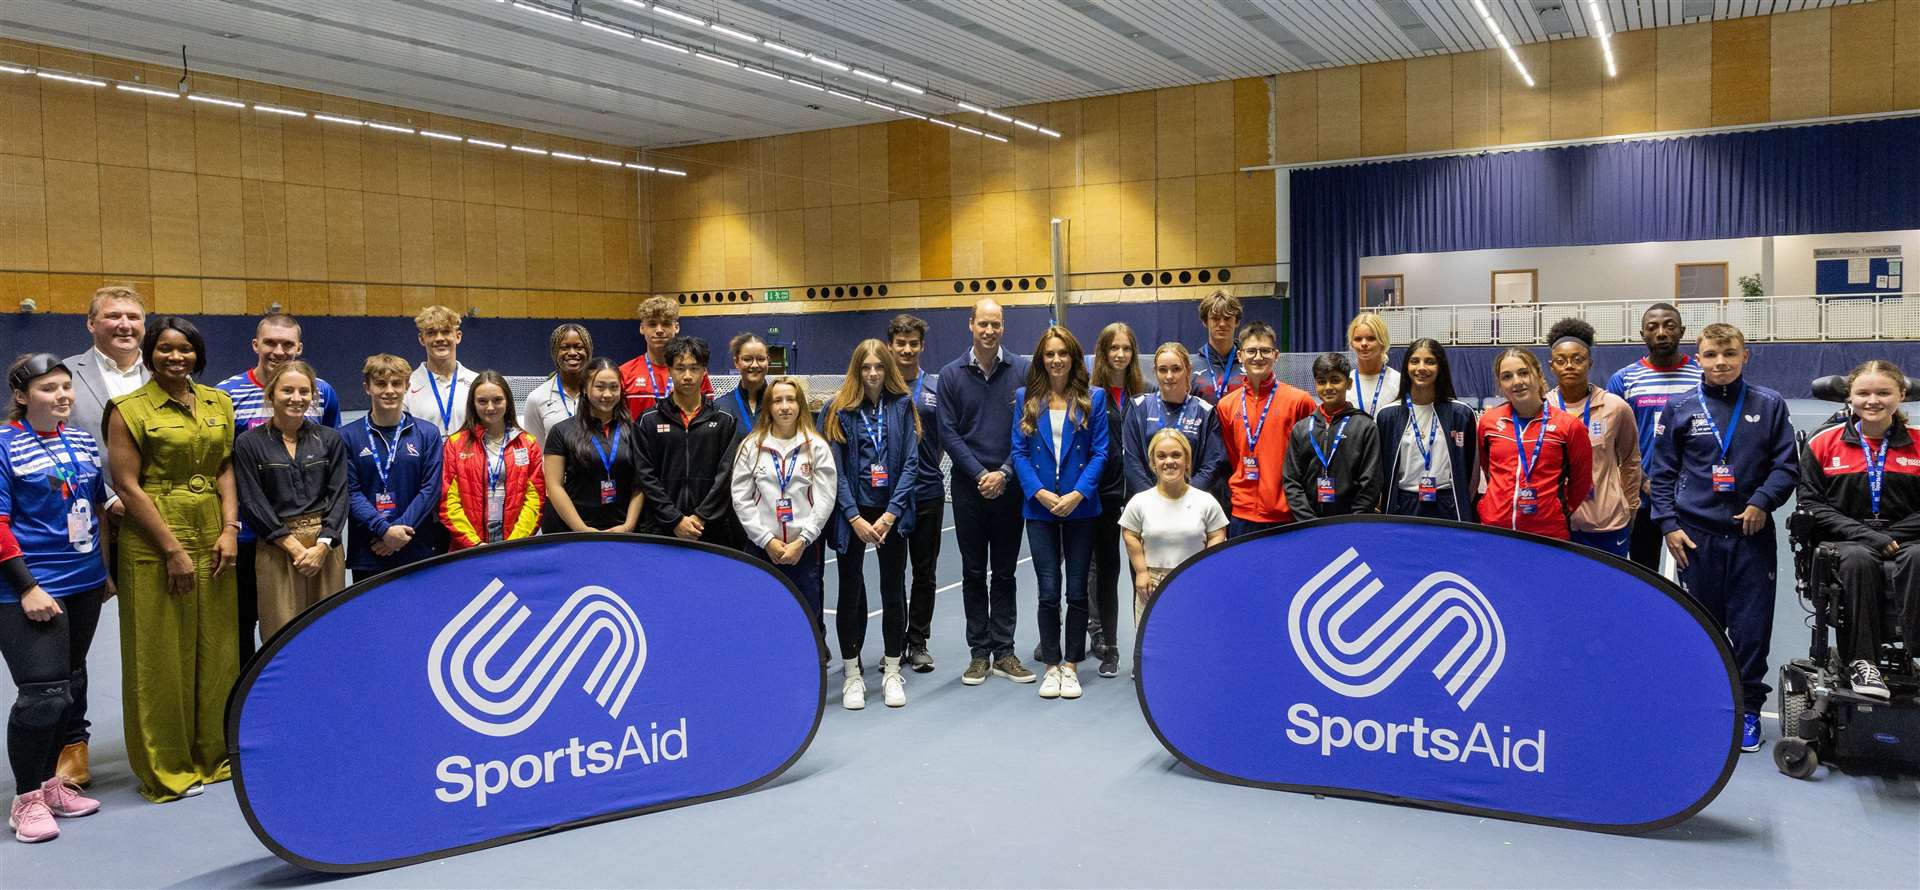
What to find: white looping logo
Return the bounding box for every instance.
[429,579,647,737]
[1288,548,1505,710]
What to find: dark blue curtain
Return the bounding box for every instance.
[1289,116,1920,352]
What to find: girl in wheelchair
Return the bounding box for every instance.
[1796,359,1920,701]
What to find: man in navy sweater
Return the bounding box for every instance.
[936,298,1036,686]
[1649,323,1799,753]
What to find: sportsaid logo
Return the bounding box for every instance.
[1284,548,1543,773]
[429,579,691,808]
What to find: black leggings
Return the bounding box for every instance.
[1090,491,1126,652]
[835,504,910,661]
[2,587,103,794]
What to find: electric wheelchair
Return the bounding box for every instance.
[1774,376,1920,779]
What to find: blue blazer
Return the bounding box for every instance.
[1010,387,1109,522]
[820,393,923,553]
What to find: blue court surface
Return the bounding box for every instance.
[2,402,1914,889]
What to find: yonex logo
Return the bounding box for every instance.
[1287,548,1505,710]
[428,579,647,737]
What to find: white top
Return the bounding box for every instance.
[1396,401,1453,491]
[522,374,581,446]
[731,431,839,548]
[1119,485,1228,570]
[90,346,149,399]
[1351,366,1401,416]
[1048,408,1067,461]
[404,362,477,435]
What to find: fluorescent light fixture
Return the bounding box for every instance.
[652,6,706,26]
[467,138,507,148]
[928,118,956,128]
[0,63,31,75]
[187,94,246,108]
[982,132,1008,143]
[809,54,850,72]
[658,168,687,176]
[588,156,623,166]
[640,36,689,53]
[1014,119,1038,131]
[888,80,924,95]
[709,23,758,43]
[851,68,889,84]
[896,109,927,120]
[420,130,462,141]
[762,40,806,59]
[117,84,179,98]
[694,51,738,68]
[956,101,986,114]
[863,99,895,111]
[552,151,586,161]
[984,110,1011,123]
[252,104,307,116]
[367,121,415,133]
[512,1,574,23]
[624,162,657,171]
[1475,1,1535,88]
[1494,32,1512,50]
[1036,126,1061,138]
[582,19,636,38]
[826,88,864,102]
[36,71,106,87]
[1588,0,1617,78]
[620,0,649,8]
[955,124,983,135]
[511,145,549,155]
[315,114,364,126]
[1472,0,1491,17]
[789,79,825,92]
[741,64,785,81]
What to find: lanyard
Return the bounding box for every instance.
[769,443,804,496]
[484,434,508,491]
[1696,383,1746,463]
[1555,388,1592,433]
[734,387,757,434]
[554,376,577,419]
[641,354,667,401]
[428,370,460,429]
[1240,385,1274,456]
[1512,411,1550,483]
[1352,370,1385,414]
[365,419,403,494]
[1858,424,1888,517]
[1151,399,1185,432]
[859,403,885,456]
[1202,345,1237,394]
[912,371,925,407]
[1406,398,1440,471]
[20,420,81,497]
[590,422,622,478]
[1309,415,1350,474]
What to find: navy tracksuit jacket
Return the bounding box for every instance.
[1648,377,1799,712]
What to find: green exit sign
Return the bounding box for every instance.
[763,289,790,302]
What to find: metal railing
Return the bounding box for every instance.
[1374,292,1918,346]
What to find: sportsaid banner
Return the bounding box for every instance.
[228,534,824,872]
[1137,516,1739,833]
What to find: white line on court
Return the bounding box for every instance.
[934,556,1033,593]
[822,524,955,566]
[822,523,963,617]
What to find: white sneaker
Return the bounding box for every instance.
[1038,666,1062,699]
[842,661,866,710]
[1058,665,1082,699]
[881,656,906,708]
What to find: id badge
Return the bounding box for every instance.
[486,488,506,525]
[1517,486,1538,516]
[1242,455,1260,481]
[374,491,397,513]
[600,478,617,505]
[1418,476,1438,502]
[1711,464,1736,493]
[67,500,94,553]
[869,463,889,488]
[1316,475,1336,503]
[776,497,795,524]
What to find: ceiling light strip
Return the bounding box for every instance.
[1587,0,1617,78]
[1474,0,1535,87]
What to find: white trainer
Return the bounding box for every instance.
[881,656,907,708]
[1058,665,1082,699]
[842,660,866,710]
[1039,665,1063,699]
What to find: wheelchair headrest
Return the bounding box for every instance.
[1811,375,1849,403]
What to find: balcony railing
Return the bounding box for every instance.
[1373,292,1918,346]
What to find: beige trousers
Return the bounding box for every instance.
[255,513,346,644]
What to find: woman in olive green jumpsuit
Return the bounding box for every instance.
[104,317,241,802]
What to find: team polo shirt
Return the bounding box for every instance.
[1606,356,1701,474]
[0,423,109,600]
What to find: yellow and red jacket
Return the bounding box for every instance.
[440,427,545,550]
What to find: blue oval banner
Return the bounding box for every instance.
[228,534,824,872]
[1137,516,1739,833]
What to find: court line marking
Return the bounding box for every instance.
[934,556,1034,593]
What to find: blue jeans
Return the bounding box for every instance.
[1029,518,1095,665]
[1571,527,1631,558]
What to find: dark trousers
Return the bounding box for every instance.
[1628,499,1664,573]
[905,496,944,650]
[1831,542,1920,665]
[1090,491,1126,653]
[951,478,1024,660]
[772,538,827,658]
[1,587,103,794]
[836,504,910,661]
[1228,516,1286,539]
[1676,526,1777,713]
[1030,518,1095,665]
[1385,487,1461,520]
[238,539,259,665]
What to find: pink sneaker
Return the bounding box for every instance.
[39,777,100,817]
[9,791,59,843]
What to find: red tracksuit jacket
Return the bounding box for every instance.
[1477,403,1593,539]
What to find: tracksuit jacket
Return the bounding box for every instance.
[1282,404,1384,519]
[1798,418,1920,548]
[1373,398,1480,521]
[731,431,838,549]
[440,427,544,550]
[820,393,923,552]
[340,414,445,572]
[1215,376,1319,523]
[1097,386,1139,502]
[906,370,944,503]
[634,398,740,542]
[1476,403,1593,539]
[1649,378,1799,538]
[1122,394,1225,497]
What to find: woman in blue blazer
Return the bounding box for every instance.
[820,340,923,710]
[1011,325,1108,700]
[1373,338,1479,521]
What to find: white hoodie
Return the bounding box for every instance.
[730,430,838,548]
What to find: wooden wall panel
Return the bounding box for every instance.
[1012,116,1050,191]
[1500,43,1551,144]
[1657,22,1714,130]
[98,165,152,274]
[1770,8,1832,121]
[242,180,288,280]
[239,116,283,183]
[38,68,96,165]
[830,127,861,206]
[1117,180,1155,271]
[284,184,327,281]
[463,202,497,288]
[1047,101,1082,188]
[918,197,952,281]
[1712,16,1772,125]
[1316,68,1362,159]
[1155,87,1196,179]
[1831,0,1896,114]
[981,124,1015,194]
[1234,170,1276,267]
[192,101,242,179]
[1233,76,1271,167]
[1082,95,1120,185]
[979,191,1015,276]
[1192,173,1235,268]
[1603,28,1659,134]
[1359,61,1408,156]
[1893,0,1920,110]
[949,194,983,278]
[1048,186,1083,273]
[803,208,834,284]
[361,192,399,284]
[1549,39,1604,140]
[43,159,101,275]
[548,212,580,290]
[1154,176,1195,269]
[0,61,44,159]
[149,170,200,277]
[1078,183,1119,273]
[1404,57,1454,152]
[1271,72,1318,164]
[196,174,246,279]
[493,206,526,289]
[948,128,980,197]
[95,86,150,169]
[1194,81,1236,175]
[1451,50,1499,149]
[888,200,920,282]
[1117,90,1157,182]
[859,202,892,282]
[0,155,49,272]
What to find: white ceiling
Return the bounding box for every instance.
[1,0,1866,149]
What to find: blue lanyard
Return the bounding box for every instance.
[484,435,508,491]
[1240,385,1274,455]
[1858,424,1887,517]
[641,354,667,400]
[554,377,576,419]
[1696,383,1747,463]
[860,403,885,456]
[912,372,925,406]
[1406,398,1439,471]
[1512,411,1550,483]
[734,386,757,434]
[1555,388,1592,433]
[365,419,402,494]
[590,423,622,478]
[428,371,460,429]
[769,443,803,495]
[1202,345,1237,393]
[1309,415,1349,474]
[1352,370,1385,414]
[19,420,81,497]
[1151,399,1184,432]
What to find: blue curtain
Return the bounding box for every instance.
[1289,116,1920,351]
